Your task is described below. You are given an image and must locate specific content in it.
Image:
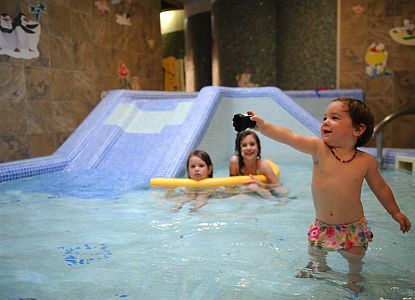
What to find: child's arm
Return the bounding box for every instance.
[189,194,208,212]
[165,188,178,199]
[246,160,279,188]
[248,111,321,155]
[365,155,411,233]
[170,195,192,211]
[229,154,239,176]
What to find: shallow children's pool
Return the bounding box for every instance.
[1,163,414,300]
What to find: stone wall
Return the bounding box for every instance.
[0,0,162,162]
[275,0,337,90]
[338,0,415,148]
[1,0,414,164]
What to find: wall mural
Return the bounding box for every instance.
[94,0,133,26]
[113,0,133,26]
[118,61,141,90]
[365,42,392,78]
[94,0,110,14]
[118,61,131,89]
[235,69,259,87]
[0,2,46,59]
[29,2,47,22]
[352,4,365,15]
[101,61,140,99]
[389,19,415,46]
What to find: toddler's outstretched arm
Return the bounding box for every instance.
[365,157,412,233]
[248,111,320,155]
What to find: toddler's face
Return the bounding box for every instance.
[240,134,259,159]
[321,102,356,146]
[188,156,211,180]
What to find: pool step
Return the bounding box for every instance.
[395,155,415,174]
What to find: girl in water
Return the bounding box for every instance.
[166,150,216,212]
[229,130,288,198]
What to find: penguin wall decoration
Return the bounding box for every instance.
[29,2,47,22]
[112,0,133,26]
[0,14,14,52]
[0,12,41,59]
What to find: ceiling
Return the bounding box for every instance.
[161,0,183,11]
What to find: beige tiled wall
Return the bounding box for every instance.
[338,0,415,148]
[1,0,414,164]
[0,0,162,162]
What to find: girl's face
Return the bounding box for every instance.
[187,155,212,180]
[240,134,259,160]
[321,101,359,147]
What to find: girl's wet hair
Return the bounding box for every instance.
[332,97,374,147]
[186,149,213,178]
[235,130,261,172]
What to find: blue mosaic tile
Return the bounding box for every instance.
[0,87,410,185]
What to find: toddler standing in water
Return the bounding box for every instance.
[167,150,215,212]
[248,97,411,291]
[229,130,288,198]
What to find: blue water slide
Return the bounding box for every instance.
[0,86,364,183]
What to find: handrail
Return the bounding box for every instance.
[372,108,415,168]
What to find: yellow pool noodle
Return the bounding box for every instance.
[150,160,280,187]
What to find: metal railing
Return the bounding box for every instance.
[372,108,415,168]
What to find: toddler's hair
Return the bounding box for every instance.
[186,150,213,178]
[332,97,374,147]
[235,130,262,173]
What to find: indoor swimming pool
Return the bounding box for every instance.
[1,87,414,299]
[1,162,414,299]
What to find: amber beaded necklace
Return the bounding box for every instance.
[329,146,357,163]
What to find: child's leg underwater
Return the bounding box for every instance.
[308,246,331,271]
[296,246,330,278]
[339,248,365,292]
[339,248,365,282]
[189,194,208,212]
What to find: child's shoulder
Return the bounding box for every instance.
[259,159,275,172]
[229,154,239,163]
[358,149,377,164]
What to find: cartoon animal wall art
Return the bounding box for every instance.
[112,0,133,26]
[364,43,392,78]
[0,13,41,59]
[118,61,135,89]
[389,19,415,46]
[352,4,365,14]
[235,69,259,87]
[95,0,110,14]
[29,2,47,22]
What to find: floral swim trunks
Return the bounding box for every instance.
[308,217,373,251]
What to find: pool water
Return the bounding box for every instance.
[1,163,414,299]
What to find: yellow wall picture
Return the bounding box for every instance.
[365,43,392,78]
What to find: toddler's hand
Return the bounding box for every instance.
[392,211,411,233]
[246,111,265,131]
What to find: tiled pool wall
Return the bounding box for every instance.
[0,90,197,183]
[198,97,314,168]
[0,87,413,183]
[285,89,364,121]
[198,88,365,168]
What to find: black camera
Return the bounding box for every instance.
[233,113,256,132]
